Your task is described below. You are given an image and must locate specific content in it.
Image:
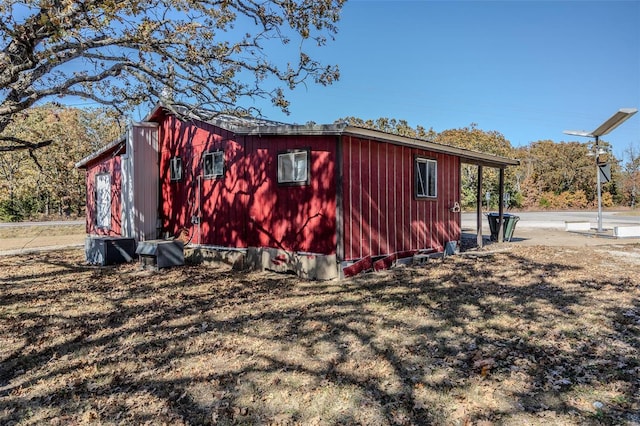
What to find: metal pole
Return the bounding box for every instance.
[595,135,603,232]
[498,168,504,243]
[476,165,483,248]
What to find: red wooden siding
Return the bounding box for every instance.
[244,135,337,254]
[84,156,122,237]
[341,135,460,261]
[159,115,240,245]
[158,115,337,254]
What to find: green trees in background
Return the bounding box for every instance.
[339,116,638,211]
[515,140,624,210]
[434,124,517,210]
[1,111,638,222]
[0,104,123,221]
[621,144,640,209]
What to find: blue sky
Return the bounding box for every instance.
[258,0,640,159]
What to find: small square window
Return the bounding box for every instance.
[170,157,182,181]
[278,150,309,185]
[415,157,437,198]
[203,151,224,178]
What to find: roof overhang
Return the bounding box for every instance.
[235,123,519,168]
[343,127,519,168]
[81,104,519,170]
[75,136,125,169]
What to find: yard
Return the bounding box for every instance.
[1,244,639,425]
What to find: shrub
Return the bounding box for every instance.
[0,199,23,222]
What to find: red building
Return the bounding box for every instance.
[77,105,518,278]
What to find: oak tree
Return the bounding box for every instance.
[1,0,344,151]
[338,116,437,140]
[0,104,123,219]
[435,124,516,209]
[621,143,640,208]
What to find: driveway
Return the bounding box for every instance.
[462,210,640,247]
[462,210,640,230]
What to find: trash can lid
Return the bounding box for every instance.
[488,212,516,217]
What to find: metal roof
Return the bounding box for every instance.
[75,136,125,169]
[233,123,519,168]
[146,103,290,129]
[77,104,519,170]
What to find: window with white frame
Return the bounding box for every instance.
[203,151,224,178]
[277,149,309,184]
[170,156,182,181]
[415,157,437,198]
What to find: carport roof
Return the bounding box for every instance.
[231,123,519,168]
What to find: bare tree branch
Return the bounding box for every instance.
[1,0,345,151]
[0,136,53,151]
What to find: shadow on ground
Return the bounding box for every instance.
[0,247,638,425]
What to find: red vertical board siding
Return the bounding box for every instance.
[380,142,389,255]
[159,115,242,246]
[343,137,352,260]
[246,135,337,254]
[85,156,122,237]
[154,113,461,259]
[369,141,381,256]
[393,143,401,254]
[356,138,363,259]
[159,115,186,236]
[436,152,445,249]
[360,139,371,259]
[341,137,461,261]
[157,115,337,254]
[402,147,410,250]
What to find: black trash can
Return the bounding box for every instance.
[487,213,520,242]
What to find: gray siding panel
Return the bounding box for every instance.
[122,123,159,241]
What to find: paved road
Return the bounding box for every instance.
[462,211,640,230]
[3,215,638,230]
[0,220,84,228]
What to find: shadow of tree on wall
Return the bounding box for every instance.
[159,116,337,255]
[1,247,638,424]
[85,156,124,237]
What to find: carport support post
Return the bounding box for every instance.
[498,167,505,243]
[476,165,483,248]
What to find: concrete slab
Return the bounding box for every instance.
[614,226,640,238]
[565,221,591,232]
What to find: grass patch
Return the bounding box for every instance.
[1,245,639,425]
[613,210,640,216]
[0,224,85,239]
